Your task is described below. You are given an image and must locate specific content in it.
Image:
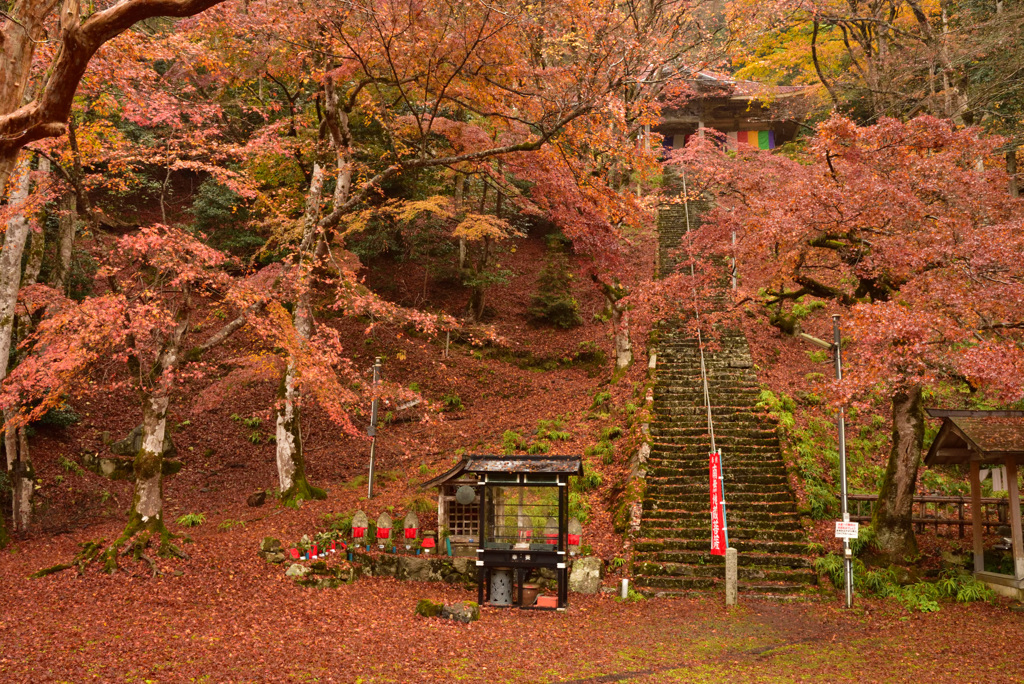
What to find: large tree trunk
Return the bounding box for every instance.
[872,385,924,562]
[101,391,180,572]
[274,163,326,505]
[4,411,34,534]
[593,275,632,370]
[53,193,77,293]
[131,393,170,530]
[1,157,34,533]
[275,349,324,506]
[611,306,633,370]
[104,307,191,571]
[5,164,49,534]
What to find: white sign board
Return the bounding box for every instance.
[835,521,859,539]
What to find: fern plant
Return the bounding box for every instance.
[176,512,206,527]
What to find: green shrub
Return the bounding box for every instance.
[590,391,612,410]
[176,512,206,527]
[527,440,552,455]
[568,491,591,523]
[572,470,603,493]
[600,426,624,441]
[408,496,435,514]
[536,417,572,442]
[37,405,81,428]
[502,430,527,454]
[441,392,464,412]
[218,519,245,532]
[817,554,993,614]
[529,247,582,329]
[805,481,839,520]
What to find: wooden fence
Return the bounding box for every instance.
[848,494,1014,538]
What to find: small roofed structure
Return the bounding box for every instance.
[925,409,1024,597]
[422,455,583,610]
[655,70,809,152]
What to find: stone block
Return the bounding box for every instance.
[569,556,602,594]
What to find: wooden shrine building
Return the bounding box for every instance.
[654,70,808,152]
[925,409,1024,598]
[423,455,583,610]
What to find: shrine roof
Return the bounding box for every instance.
[421,455,583,488]
[924,410,1024,465]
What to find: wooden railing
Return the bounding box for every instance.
[847,494,1014,538]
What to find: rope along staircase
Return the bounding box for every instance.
[632,200,816,597]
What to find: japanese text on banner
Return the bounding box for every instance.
[709,451,726,556]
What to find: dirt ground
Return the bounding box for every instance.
[2,514,1024,684]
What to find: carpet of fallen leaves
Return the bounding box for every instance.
[3,518,1024,683]
[8,229,1024,682]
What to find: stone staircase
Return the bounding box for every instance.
[632,200,815,597]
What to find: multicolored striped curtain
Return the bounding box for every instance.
[726,130,775,151]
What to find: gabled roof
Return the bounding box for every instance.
[421,455,583,489]
[690,69,807,99]
[924,409,1024,465]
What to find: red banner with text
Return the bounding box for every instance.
[709,451,726,556]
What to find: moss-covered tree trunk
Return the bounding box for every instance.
[871,384,924,562]
[275,354,324,506]
[131,394,170,532]
[274,163,326,507]
[1,156,33,533]
[593,275,632,370]
[53,193,77,293]
[5,418,34,533]
[104,392,180,571]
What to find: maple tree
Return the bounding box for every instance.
[670,115,1024,560]
[160,0,718,502]
[728,0,1024,187]
[1,225,264,564]
[0,0,233,196]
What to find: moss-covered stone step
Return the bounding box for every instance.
[646,459,787,474]
[638,525,805,544]
[655,387,762,399]
[634,538,812,555]
[652,410,769,423]
[647,470,787,485]
[635,578,815,596]
[646,481,792,496]
[647,456,786,471]
[634,562,816,584]
[649,430,779,444]
[643,507,802,524]
[641,509,802,527]
[642,500,798,517]
[649,443,783,458]
[643,494,795,510]
[634,549,811,569]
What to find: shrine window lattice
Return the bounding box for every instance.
[448,501,479,538]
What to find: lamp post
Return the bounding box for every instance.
[797,317,852,608]
[833,315,853,609]
[367,357,381,499]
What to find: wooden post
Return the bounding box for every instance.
[970,461,985,573]
[725,547,738,607]
[1004,458,1024,580]
[958,498,964,538]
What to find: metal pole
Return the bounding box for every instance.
[731,229,737,291]
[367,357,381,499]
[833,315,853,608]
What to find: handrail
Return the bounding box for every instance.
[845,493,1013,537]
